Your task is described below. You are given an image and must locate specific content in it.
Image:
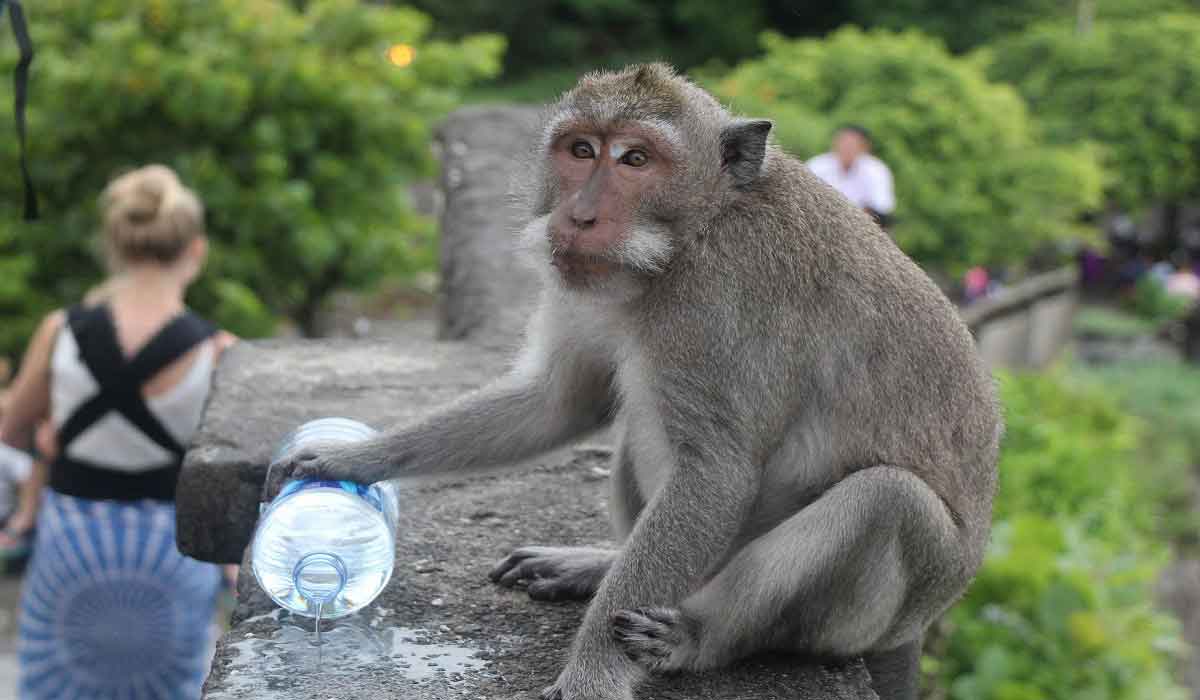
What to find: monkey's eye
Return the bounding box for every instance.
[620,149,649,168]
[570,141,595,159]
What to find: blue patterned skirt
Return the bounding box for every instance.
[17,490,221,699]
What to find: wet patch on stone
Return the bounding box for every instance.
[215,610,492,698]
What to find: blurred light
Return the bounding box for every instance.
[387,44,415,68]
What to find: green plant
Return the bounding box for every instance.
[1126,276,1194,324]
[981,13,1200,211]
[1072,306,1161,339]
[0,0,504,359]
[1067,358,1200,549]
[932,372,1189,700]
[711,28,1104,276]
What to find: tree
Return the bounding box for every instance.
[981,12,1200,211]
[0,0,504,359]
[711,28,1104,275]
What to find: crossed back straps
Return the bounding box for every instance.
[56,303,216,464]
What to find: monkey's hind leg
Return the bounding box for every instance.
[613,466,968,700]
[489,546,616,601]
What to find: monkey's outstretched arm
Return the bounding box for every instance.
[263,331,615,497]
[544,440,761,698]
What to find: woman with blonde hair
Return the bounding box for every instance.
[0,165,236,699]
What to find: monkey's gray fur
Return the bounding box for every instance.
[267,63,1001,700]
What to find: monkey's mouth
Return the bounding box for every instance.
[551,251,619,280]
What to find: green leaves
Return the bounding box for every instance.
[0,0,503,352]
[983,13,1200,210]
[935,372,1189,700]
[711,28,1104,275]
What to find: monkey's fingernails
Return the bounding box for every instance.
[497,566,529,588]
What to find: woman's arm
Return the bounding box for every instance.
[0,311,63,449]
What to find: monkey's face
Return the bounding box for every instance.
[542,122,677,292]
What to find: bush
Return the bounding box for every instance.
[981,13,1200,211]
[848,0,1197,54]
[711,28,1104,276]
[1126,276,1194,324]
[1067,358,1200,549]
[932,372,1188,700]
[0,0,504,359]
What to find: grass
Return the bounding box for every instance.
[1073,306,1161,339]
[1066,356,1200,551]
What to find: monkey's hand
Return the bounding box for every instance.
[262,439,393,501]
[612,607,699,673]
[490,546,616,602]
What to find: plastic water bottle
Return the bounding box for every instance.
[251,418,399,620]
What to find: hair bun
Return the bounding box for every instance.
[100,164,204,269]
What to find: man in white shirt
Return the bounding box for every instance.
[806,125,895,229]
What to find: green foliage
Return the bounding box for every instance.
[848,0,1198,54]
[935,372,1189,700]
[712,28,1104,275]
[982,13,1200,210]
[404,0,796,83]
[0,0,503,357]
[1073,306,1162,339]
[848,0,1064,54]
[1068,358,1200,549]
[1127,276,1194,323]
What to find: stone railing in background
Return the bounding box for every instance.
[963,266,1079,370]
[185,105,1080,699]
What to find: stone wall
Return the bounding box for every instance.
[964,267,1079,370]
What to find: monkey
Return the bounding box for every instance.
[265,63,1001,700]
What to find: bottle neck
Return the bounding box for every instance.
[293,552,348,609]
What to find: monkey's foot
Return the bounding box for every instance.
[489,546,615,601]
[612,607,699,673]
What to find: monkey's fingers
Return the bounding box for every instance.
[612,608,693,674]
[487,546,545,584]
[261,450,318,501]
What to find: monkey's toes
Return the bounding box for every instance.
[612,608,693,673]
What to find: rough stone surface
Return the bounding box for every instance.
[434,105,544,346]
[202,449,876,700]
[176,324,508,564]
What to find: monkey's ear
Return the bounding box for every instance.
[720,119,773,188]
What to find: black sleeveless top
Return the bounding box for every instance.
[50,304,217,502]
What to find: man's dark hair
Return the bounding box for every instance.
[835,123,873,145]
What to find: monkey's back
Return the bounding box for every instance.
[684,152,1001,561]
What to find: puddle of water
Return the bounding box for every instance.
[218,611,490,696]
[387,627,489,681]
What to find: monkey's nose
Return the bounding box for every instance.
[570,212,597,228]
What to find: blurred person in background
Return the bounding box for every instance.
[807,124,896,230]
[0,165,237,699]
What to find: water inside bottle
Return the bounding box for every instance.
[252,483,395,618]
[252,418,398,621]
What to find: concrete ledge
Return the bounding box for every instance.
[176,324,507,564]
